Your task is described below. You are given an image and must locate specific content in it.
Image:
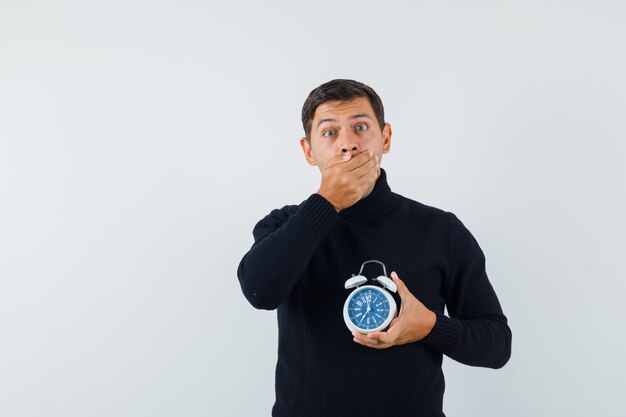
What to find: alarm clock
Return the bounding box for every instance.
[343,260,398,334]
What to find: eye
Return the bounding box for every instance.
[323,129,336,138]
[355,124,368,132]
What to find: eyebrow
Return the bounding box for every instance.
[316,114,373,129]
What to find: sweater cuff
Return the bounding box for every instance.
[296,194,338,234]
[420,312,462,352]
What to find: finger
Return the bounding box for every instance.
[357,164,379,186]
[368,331,393,345]
[354,155,379,180]
[350,160,378,193]
[353,332,379,345]
[391,271,410,300]
[353,333,389,349]
[353,172,378,198]
[366,331,383,341]
[350,152,377,175]
[354,331,386,345]
[326,150,372,171]
[323,153,354,170]
[345,150,375,172]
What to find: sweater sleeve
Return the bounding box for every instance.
[420,214,512,369]
[237,194,338,310]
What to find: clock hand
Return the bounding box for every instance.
[360,305,372,323]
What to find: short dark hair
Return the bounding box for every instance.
[301,79,385,140]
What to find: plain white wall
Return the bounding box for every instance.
[1,1,625,416]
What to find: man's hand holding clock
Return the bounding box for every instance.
[352,272,437,350]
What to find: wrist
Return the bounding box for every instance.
[426,310,437,334]
[420,310,437,340]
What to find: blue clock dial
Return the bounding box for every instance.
[347,287,391,330]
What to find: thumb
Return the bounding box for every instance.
[391,271,410,301]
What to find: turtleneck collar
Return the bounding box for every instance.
[338,168,396,220]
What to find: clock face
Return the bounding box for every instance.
[345,286,393,332]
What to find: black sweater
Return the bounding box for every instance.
[238,170,511,417]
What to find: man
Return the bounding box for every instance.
[237,79,511,417]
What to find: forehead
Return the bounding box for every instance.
[312,97,375,123]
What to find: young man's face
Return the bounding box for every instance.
[300,96,392,171]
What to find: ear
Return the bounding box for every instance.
[300,137,318,166]
[381,123,392,154]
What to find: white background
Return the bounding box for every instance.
[1,1,625,416]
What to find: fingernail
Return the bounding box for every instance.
[342,153,351,160]
[375,155,379,162]
[368,150,373,157]
[376,163,380,170]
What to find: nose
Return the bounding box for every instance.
[337,130,359,156]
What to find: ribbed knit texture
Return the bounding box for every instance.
[421,313,463,352]
[295,193,338,232]
[238,169,511,417]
